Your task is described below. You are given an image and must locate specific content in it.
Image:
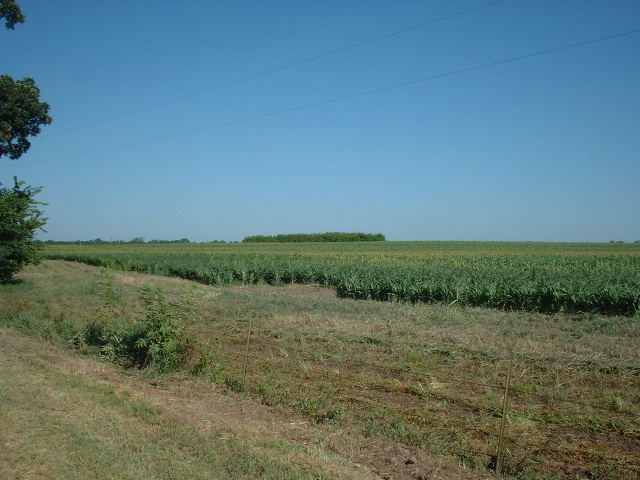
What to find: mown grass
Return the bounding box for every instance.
[2,260,639,479]
[0,330,346,480]
[210,290,640,478]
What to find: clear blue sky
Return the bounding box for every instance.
[2,0,639,242]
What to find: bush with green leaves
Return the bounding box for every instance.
[0,177,47,283]
[83,271,214,374]
[135,284,198,372]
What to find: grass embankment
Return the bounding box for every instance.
[0,328,345,480]
[2,260,639,479]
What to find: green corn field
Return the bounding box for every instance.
[43,241,640,316]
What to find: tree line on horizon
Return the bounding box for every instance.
[38,238,197,245]
[242,232,386,243]
[36,233,388,247]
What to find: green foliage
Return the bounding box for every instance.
[0,0,25,29]
[96,319,148,367]
[43,241,640,316]
[0,3,50,283]
[0,177,47,283]
[41,237,192,245]
[2,259,639,478]
[82,272,214,374]
[135,284,197,372]
[243,232,385,243]
[93,267,123,320]
[2,301,81,343]
[0,75,52,160]
[147,238,191,244]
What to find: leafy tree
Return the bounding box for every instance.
[0,178,47,282]
[0,1,50,281]
[0,75,52,160]
[1,1,51,160]
[0,0,25,29]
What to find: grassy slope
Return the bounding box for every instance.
[0,261,485,480]
[1,327,337,480]
[2,260,639,479]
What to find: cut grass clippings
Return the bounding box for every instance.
[0,327,372,480]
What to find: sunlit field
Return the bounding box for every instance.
[2,241,639,478]
[44,241,640,315]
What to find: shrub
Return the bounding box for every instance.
[134,284,197,372]
[83,272,214,374]
[0,178,47,283]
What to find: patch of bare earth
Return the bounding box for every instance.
[229,283,338,299]
[0,327,492,480]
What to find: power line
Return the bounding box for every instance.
[41,0,509,137]
[9,27,640,168]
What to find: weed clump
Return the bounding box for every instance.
[82,270,216,375]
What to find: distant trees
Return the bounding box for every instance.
[41,238,193,245]
[128,238,191,245]
[147,238,191,244]
[243,232,386,243]
[40,239,120,245]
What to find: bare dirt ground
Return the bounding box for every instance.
[229,283,338,299]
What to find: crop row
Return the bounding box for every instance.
[43,246,640,316]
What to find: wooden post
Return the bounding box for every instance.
[496,357,513,474]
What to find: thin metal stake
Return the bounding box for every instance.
[241,316,253,391]
[496,356,513,474]
[240,316,253,415]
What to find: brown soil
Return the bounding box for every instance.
[229,283,338,299]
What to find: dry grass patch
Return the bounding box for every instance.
[0,327,379,480]
[2,260,639,479]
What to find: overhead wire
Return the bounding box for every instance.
[41,0,509,137]
[9,27,639,168]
